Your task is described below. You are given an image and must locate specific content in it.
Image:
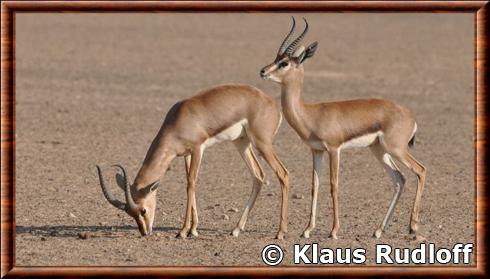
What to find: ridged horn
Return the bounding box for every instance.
[285,18,309,55]
[112,164,138,211]
[96,165,126,210]
[277,17,296,56]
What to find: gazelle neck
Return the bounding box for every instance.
[280,69,310,138]
[133,136,176,192]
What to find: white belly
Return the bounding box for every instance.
[341,132,381,149]
[201,119,247,149]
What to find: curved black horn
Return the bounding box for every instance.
[112,164,138,211]
[285,18,309,55]
[96,165,126,210]
[277,17,296,55]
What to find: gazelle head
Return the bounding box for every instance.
[96,165,159,236]
[260,17,318,83]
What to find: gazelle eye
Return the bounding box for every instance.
[278,61,289,69]
[140,209,146,216]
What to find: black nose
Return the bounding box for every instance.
[260,70,265,76]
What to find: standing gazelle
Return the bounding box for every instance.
[97,84,289,239]
[260,17,426,239]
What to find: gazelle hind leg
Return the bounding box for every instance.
[328,148,340,239]
[231,137,265,237]
[370,143,406,238]
[254,141,289,240]
[302,149,324,238]
[390,150,426,235]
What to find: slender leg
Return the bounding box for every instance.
[370,143,406,238]
[255,142,289,240]
[302,149,324,238]
[184,155,199,237]
[231,138,266,237]
[328,148,340,239]
[391,150,426,235]
[178,147,202,239]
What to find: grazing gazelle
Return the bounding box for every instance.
[260,17,426,239]
[96,84,289,239]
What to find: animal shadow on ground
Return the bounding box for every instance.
[15,225,199,238]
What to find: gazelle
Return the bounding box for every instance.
[96,84,289,239]
[260,17,426,239]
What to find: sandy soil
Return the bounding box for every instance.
[15,13,474,266]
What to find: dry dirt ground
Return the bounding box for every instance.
[15,13,474,266]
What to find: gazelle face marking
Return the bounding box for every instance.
[126,192,157,236]
[97,165,160,237]
[260,56,295,83]
[260,17,318,84]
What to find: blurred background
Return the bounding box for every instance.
[15,13,474,265]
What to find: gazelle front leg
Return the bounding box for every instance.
[302,149,324,238]
[184,155,199,237]
[178,147,202,239]
[328,148,340,239]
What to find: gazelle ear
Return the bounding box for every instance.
[297,41,318,64]
[141,180,160,196]
[115,173,126,190]
[149,180,160,192]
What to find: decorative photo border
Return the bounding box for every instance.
[1,0,487,277]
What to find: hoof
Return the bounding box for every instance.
[176,233,186,239]
[409,224,418,235]
[190,229,199,237]
[301,231,311,239]
[176,230,188,239]
[329,232,338,239]
[231,228,241,237]
[275,232,286,240]
[373,229,382,239]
